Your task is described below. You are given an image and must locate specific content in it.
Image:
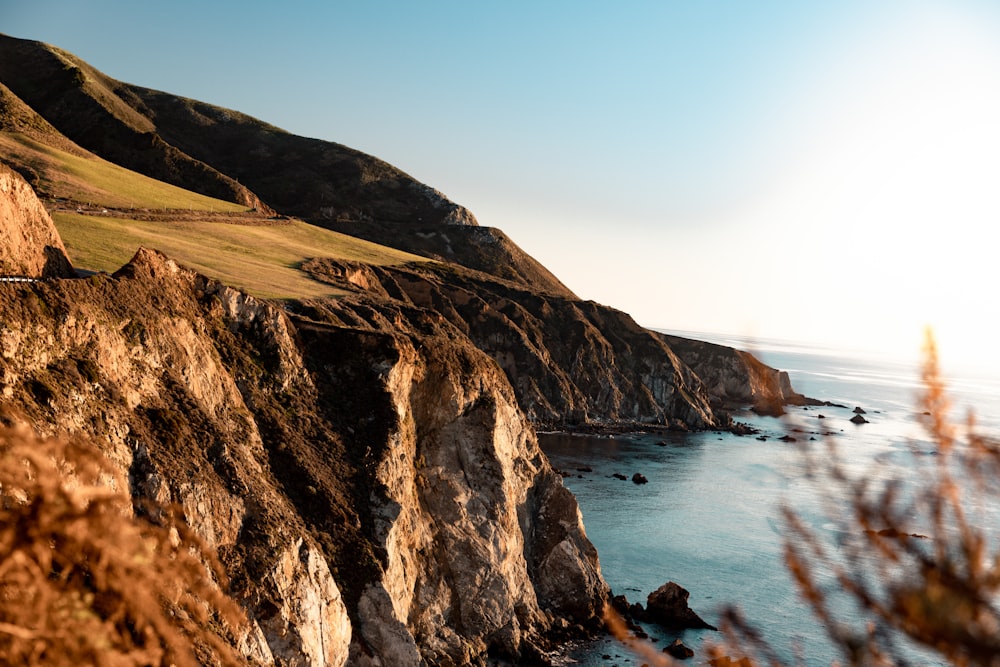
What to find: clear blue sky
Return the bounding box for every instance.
[5,1,1000,372]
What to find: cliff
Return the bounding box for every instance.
[660,333,822,415]
[301,258,735,429]
[0,162,73,278]
[0,175,608,664]
[0,34,818,664]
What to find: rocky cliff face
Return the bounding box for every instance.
[660,333,816,415]
[0,186,608,665]
[301,259,733,429]
[0,163,73,278]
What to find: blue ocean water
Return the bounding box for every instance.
[540,333,1000,666]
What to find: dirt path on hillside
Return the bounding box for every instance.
[47,201,294,226]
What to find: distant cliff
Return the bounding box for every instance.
[300,258,806,428]
[0,171,608,665]
[660,333,823,415]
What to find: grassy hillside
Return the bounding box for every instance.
[54,212,426,299]
[0,34,579,297]
[0,34,267,210]
[0,133,249,212]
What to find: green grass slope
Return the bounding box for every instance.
[1,32,572,297]
[54,212,426,299]
[1,133,248,212]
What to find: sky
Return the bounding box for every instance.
[4,1,1000,373]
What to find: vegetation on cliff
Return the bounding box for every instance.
[0,424,248,666]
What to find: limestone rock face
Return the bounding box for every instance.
[0,163,73,278]
[295,312,609,664]
[255,539,352,667]
[0,249,353,665]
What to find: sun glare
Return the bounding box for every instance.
[730,6,1000,369]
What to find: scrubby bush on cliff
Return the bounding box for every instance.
[607,331,1000,666]
[711,330,1000,666]
[0,422,247,666]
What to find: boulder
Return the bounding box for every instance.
[665,638,695,659]
[632,473,649,485]
[646,582,717,631]
[850,414,869,424]
[853,406,867,414]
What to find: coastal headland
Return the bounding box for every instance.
[0,33,820,665]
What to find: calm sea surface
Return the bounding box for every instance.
[540,333,1000,665]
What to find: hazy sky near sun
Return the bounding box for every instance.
[4,1,1000,370]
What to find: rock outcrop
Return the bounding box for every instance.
[0,163,73,278]
[645,582,717,631]
[660,333,819,416]
[301,258,806,429]
[0,231,607,666]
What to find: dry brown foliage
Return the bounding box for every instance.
[715,330,1000,666]
[0,422,248,666]
[603,603,675,666]
[606,330,1000,666]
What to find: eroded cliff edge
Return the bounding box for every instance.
[0,166,609,665]
[0,144,811,665]
[299,258,805,431]
[0,246,608,665]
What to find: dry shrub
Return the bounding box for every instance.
[603,603,674,666]
[0,422,247,666]
[715,330,1000,666]
[607,330,1000,666]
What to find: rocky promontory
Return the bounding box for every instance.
[302,258,810,429]
[0,36,823,664]
[0,169,608,665]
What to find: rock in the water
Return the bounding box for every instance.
[665,638,695,659]
[646,582,717,631]
[853,406,867,414]
[850,414,869,424]
[612,473,628,481]
[632,473,648,485]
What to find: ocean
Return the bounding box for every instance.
[539,332,1000,666]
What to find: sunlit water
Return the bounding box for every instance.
[540,333,1000,665]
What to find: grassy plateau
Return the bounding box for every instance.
[54,212,426,299]
[4,120,428,301]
